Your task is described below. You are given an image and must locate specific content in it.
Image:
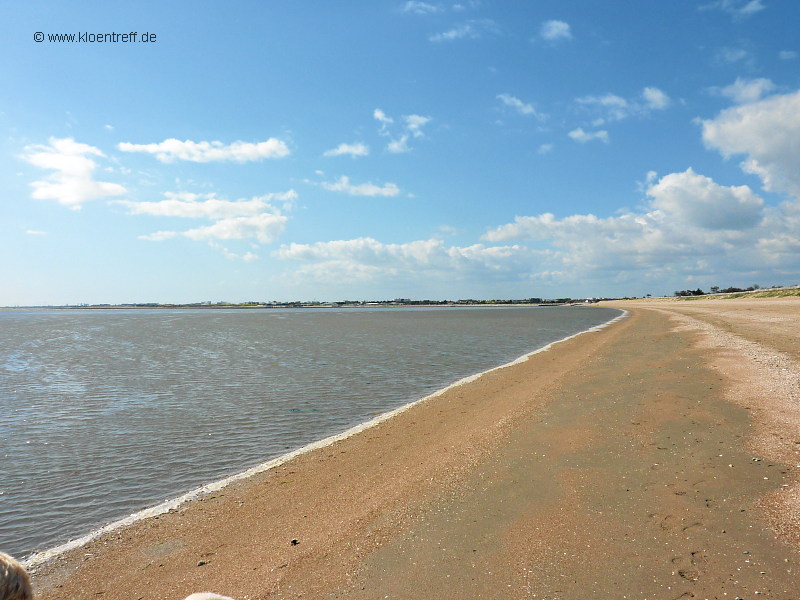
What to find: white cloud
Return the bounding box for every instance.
[429,19,497,42]
[647,168,764,230]
[438,225,459,236]
[139,230,178,242]
[373,108,394,127]
[430,22,476,42]
[320,175,400,197]
[405,114,431,137]
[779,50,798,60]
[578,93,627,108]
[480,168,798,289]
[714,47,753,66]
[25,229,47,235]
[497,93,544,119]
[486,169,764,239]
[568,128,609,143]
[738,0,766,15]
[538,143,554,155]
[181,213,287,243]
[702,89,800,198]
[117,138,290,163]
[118,191,296,219]
[716,77,776,103]
[324,142,369,158]
[126,190,294,250]
[21,137,126,209]
[387,135,411,154]
[577,87,670,122]
[642,87,671,110]
[540,20,572,42]
[702,0,766,18]
[402,1,440,14]
[277,237,535,283]
[374,108,431,152]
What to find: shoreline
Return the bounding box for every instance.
[30,298,800,599]
[22,309,627,571]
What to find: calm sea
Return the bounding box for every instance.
[0,306,620,559]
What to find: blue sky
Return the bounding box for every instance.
[3,0,800,304]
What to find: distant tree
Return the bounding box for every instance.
[710,286,719,294]
[674,288,706,297]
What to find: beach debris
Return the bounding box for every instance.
[197,560,208,567]
[290,539,299,546]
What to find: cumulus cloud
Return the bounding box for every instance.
[125,190,295,255]
[319,175,400,197]
[577,87,671,123]
[402,1,440,14]
[642,87,671,110]
[180,213,287,243]
[387,135,411,154]
[702,0,766,19]
[324,142,369,158]
[480,168,797,288]
[779,50,798,60]
[568,128,609,143]
[117,138,290,163]
[374,108,394,128]
[118,191,296,219]
[702,89,800,198]
[538,143,554,155]
[647,168,764,230]
[540,20,572,42]
[497,93,544,119]
[21,137,126,209]
[429,19,497,42]
[577,93,628,121]
[277,237,535,283]
[714,47,754,66]
[715,77,776,103]
[405,114,431,137]
[374,108,432,153]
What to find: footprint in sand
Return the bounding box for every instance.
[678,569,700,581]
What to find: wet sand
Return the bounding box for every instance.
[29,298,800,599]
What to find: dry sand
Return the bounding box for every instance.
[29,298,800,599]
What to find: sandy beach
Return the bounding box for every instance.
[28,298,800,599]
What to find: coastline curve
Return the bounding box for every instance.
[23,308,627,570]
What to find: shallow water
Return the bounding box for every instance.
[0,305,619,558]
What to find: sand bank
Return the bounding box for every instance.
[30,299,800,599]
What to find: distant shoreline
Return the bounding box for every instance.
[3,284,797,310]
[0,301,600,311]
